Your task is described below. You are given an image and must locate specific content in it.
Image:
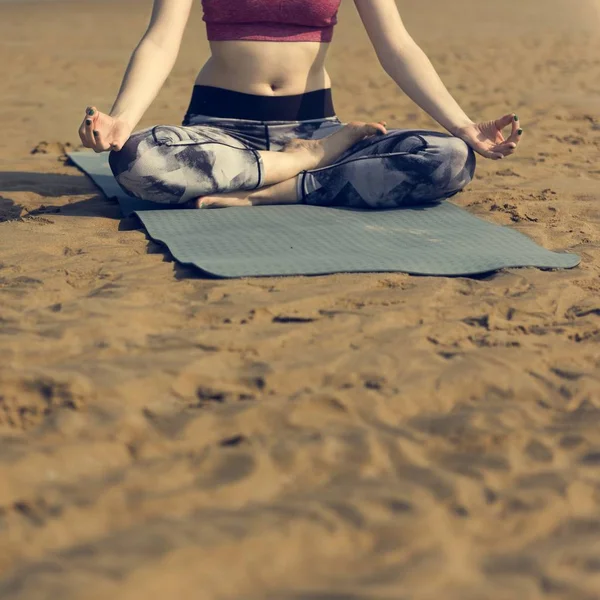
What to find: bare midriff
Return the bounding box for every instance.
[194,40,332,96]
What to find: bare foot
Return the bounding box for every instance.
[191,175,299,209]
[190,190,254,209]
[284,120,387,170]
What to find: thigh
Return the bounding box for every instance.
[266,117,344,151]
[110,123,265,203]
[331,128,443,162]
[186,116,270,151]
[112,122,257,174]
[152,122,256,150]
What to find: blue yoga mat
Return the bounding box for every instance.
[67,151,580,278]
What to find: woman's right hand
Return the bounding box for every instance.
[78,106,132,153]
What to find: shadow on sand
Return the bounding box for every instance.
[0,171,123,221]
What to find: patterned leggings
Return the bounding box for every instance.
[108,91,476,209]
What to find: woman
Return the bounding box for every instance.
[78,0,523,210]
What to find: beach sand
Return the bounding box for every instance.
[1,0,600,598]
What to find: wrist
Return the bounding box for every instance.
[448,120,476,137]
[109,111,136,132]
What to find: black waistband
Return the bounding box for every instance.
[184,85,336,122]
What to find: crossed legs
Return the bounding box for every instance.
[109,121,475,210]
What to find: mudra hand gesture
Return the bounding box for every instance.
[78,106,132,153]
[454,113,523,160]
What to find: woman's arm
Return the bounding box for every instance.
[353,0,522,159]
[110,0,194,130]
[79,0,193,152]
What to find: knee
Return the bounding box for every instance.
[443,136,476,185]
[108,129,149,181]
[108,128,179,202]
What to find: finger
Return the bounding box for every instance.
[91,129,112,153]
[82,106,100,146]
[367,122,387,136]
[82,115,97,148]
[475,147,504,160]
[506,120,523,146]
[494,141,518,155]
[78,122,89,147]
[373,121,387,134]
[107,131,128,153]
[501,114,521,146]
[494,113,517,131]
[496,147,516,158]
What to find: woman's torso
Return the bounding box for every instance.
[194,41,332,96]
[194,0,341,96]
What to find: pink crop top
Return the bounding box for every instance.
[201,0,342,43]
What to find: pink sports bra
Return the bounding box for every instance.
[201,0,342,43]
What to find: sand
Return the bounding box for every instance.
[1,0,600,598]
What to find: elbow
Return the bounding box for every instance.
[139,33,181,58]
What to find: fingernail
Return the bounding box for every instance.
[87,108,95,116]
[518,128,523,135]
[514,115,519,121]
[85,119,91,125]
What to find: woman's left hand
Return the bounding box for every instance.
[454,113,523,160]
